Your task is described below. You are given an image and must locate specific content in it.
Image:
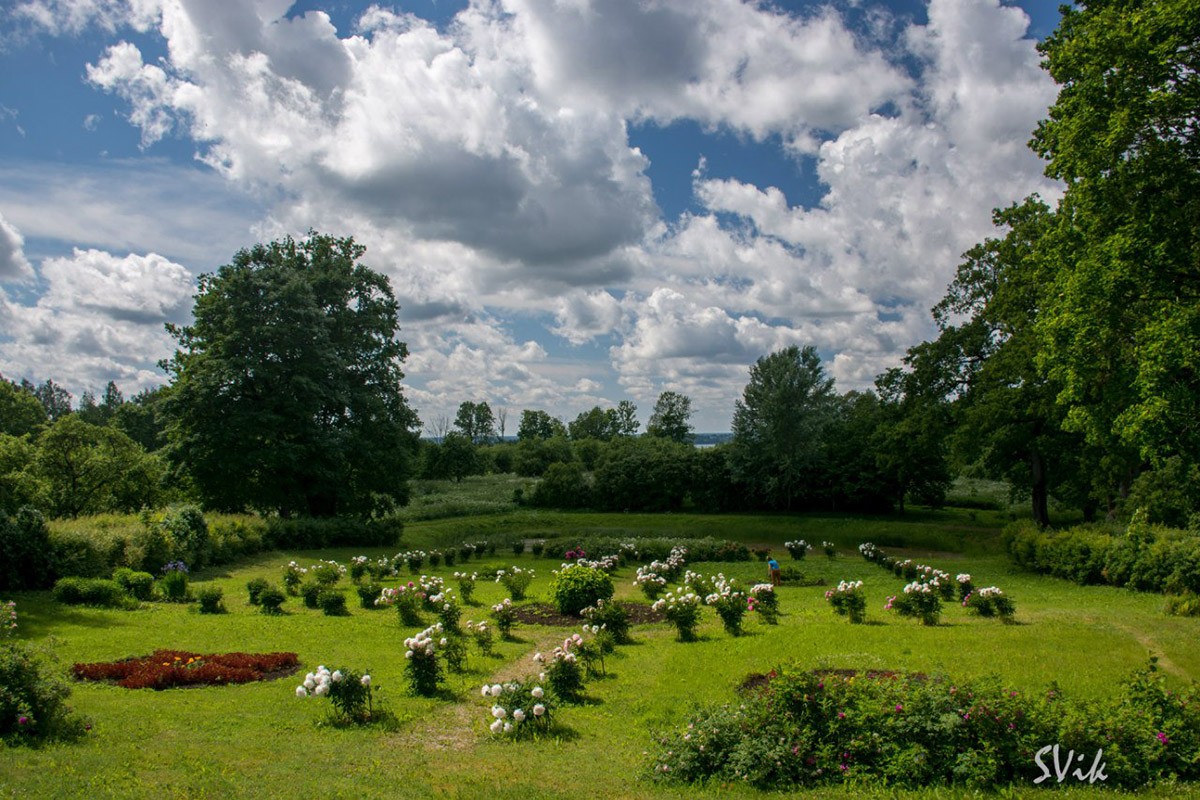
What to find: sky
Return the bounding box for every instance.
[0,0,1064,434]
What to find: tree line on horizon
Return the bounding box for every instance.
[1,1,1195,529]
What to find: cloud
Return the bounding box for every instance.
[0,212,34,281]
[0,248,193,393]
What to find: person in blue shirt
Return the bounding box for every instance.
[767,556,780,586]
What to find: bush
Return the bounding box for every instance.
[208,517,266,564]
[246,577,270,605]
[157,505,210,569]
[301,582,321,609]
[51,577,131,608]
[581,599,631,643]
[357,582,383,609]
[318,590,349,616]
[47,527,110,580]
[530,461,590,509]
[1165,591,1200,617]
[158,562,190,602]
[258,585,285,614]
[550,564,614,616]
[0,507,54,591]
[1,641,89,745]
[197,586,225,614]
[112,567,155,601]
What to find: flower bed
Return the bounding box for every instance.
[73,650,299,690]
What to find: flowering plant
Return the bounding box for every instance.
[785,540,812,560]
[682,570,715,598]
[296,665,380,723]
[454,571,478,604]
[892,559,919,580]
[703,574,748,636]
[417,575,445,609]
[634,567,668,600]
[652,589,703,641]
[283,561,307,594]
[570,554,620,572]
[309,560,346,587]
[822,541,837,559]
[582,598,631,643]
[465,619,494,655]
[428,549,443,568]
[491,597,517,638]
[533,638,585,701]
[825,580,867,623]
[956,573,974,600]
[159,561,190,602]
[481,680,553,736]
[457,542,476,562]
[375,583,424,626]
[858,542,881,562]
[430,590,462,633]
[495,566,535,600]
[888,581,942,625]
[747,583,779,624]
[564,547,587,561]
[349,555,371,583]
[963,586,1015,620]
[575,624,615,677]
[3,601,15,637]
[404,624,444,696]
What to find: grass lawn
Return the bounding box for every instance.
[4,509,1199,799]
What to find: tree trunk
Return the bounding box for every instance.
[1030,449,1050,528]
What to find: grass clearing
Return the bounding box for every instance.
[4,510,1199,798]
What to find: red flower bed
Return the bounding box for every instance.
[73,650,299,690]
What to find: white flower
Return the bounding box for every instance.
[490,719,503,734]
[503,722,513,733]
[361,674,371,687]
[490,683,503,696]
[331,670,344,683]
[303,677,316,690]
[313,683,329,697]
[405,650,414,659]
[512,709,526,723]
[492,706,507,719]
[539,672,546,682]
[531,686,544,699]
[440,638,448,646]
[295,685,308,698]
[481,685,492,697]
[424,646,434,657]
[533,704,545,716]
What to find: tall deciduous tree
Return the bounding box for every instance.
[161,232,420,517]
[730,346,835,510]
[33,416,162,518]
[568,406,619,441]
[614,400,639,436]
[0,378,47,437]
[1032,0,1200,470]
[454,401,497,444]
[517,409,566,441]
[646,391,694,444]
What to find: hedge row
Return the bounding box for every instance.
[1004,514,1200,595]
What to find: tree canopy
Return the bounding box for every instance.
[646,391,694,444]
[161,232,419,517]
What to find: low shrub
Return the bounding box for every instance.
[296,666,386,725]
[534,639,585,702]
[825,580,867,623]
[650,661,1200,790]
[703,574,748,636]
[491,598,516,638]
[317,590,348,616]
[1165,591,1200,617]
[264,515,403,550]
[962,586,1015,620]
[481,679,553,736]
[246,577,270,605]
[403,624,444,697]
[550,564,614,616]
[1,640,89,745]
[652,589,702,641]
[495,566,535,601]
[73,650,298,690]
[301,582,322,609]
[356,583,382,609]
[581,599,631,643]
[51,577,132,608]
[258,586,286,615]
[197,586,225,614]
[747,583,779,624]
[47,526,110,580]
[886,581,941,625]
[158,561,190,602]
[112,567,155,600]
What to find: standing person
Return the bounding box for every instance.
[767,555,781,587]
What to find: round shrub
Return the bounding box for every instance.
[258,585,285,614]
[550,564,614,616]
[197,586,225,614]
[301,582,321,609]
[318,590,349,616]
[246,577,270,605]
[51,577,131,608]
[113,567,155,601]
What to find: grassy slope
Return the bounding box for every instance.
[4,504,1200,799]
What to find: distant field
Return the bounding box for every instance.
[5,501,1199,798]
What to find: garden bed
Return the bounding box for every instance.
[73,650,300,690]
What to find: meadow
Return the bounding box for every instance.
[3,484,1199,799]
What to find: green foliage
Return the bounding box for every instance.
[516,409,566,442]
[197,586,225,614]
[0,379,47,437]
[317,590,348,616]
[34,416,163,519]
[1127,457,1200,528]
[0,640,88,745]
[453,401,496,444]
[581,599,631,643]
[0,507,54,591]
[645,390,693,444]
[530,461,589,509]
[1164,591,1200,617]
[257,585,285,614]
[51,578,131,608]
[550,564,614,616]
[264,515,403,550]
[155,505,210,569]
[513,434,573,478]
[112,567,155,601]
[157,564,190,603]
[568,406,620,441]
[592,436,692,512]
[650,664,1200,789]
[161,232,420,517]
[246,577,270,605]
[0,433,45,515]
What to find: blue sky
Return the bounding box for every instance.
[0,0,1062,432]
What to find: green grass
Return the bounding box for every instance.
[5,511,1200,798]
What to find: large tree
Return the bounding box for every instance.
[161,232,420,517]
[646,391,694,444]
[730,346,835,510]
[517,409,566,441]
[1032,0,1200,470]
[568,406,619,441]
[0,378,47,437]
[454,401,497,444]
[33,416,162,518]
